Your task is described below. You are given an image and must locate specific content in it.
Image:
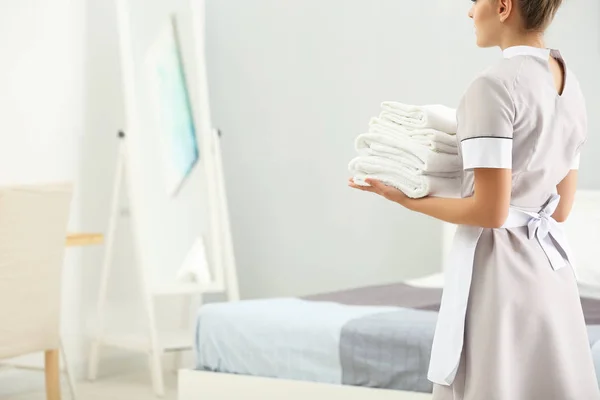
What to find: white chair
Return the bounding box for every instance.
[0,183,73,400]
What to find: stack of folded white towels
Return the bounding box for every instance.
[349,102,462,199]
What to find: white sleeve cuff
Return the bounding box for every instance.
[461,137,512,170]
[571,153,580,170]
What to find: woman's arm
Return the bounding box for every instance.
[552,170,578,223]
[404,169,511,228]
[352,168,512,228]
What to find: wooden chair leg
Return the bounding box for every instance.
[60,340,77,400]
[45,349,61,400]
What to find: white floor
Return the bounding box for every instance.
[0,368,177,400]
[1,364,432,400]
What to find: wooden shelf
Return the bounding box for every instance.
[66,233,104,247]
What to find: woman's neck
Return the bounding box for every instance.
[500,32,545,51]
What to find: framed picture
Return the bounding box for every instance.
[145,17,199,196]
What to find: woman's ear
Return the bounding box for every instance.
[497,0,513,22]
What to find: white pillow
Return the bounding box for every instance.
[563,190,600,295]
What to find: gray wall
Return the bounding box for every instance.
[204,0,600,299]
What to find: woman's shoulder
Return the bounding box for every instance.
[464,57,526,96]
[458,66,516,111]
[459,54,585,106]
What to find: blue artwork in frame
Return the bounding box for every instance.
[146,17,199,196]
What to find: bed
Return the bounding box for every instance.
[179,190,600,400]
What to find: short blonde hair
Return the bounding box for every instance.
[516,0,564,31]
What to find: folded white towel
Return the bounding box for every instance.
[352,173,461,199]
[355,133,462,175]
[379,102,457,134]
[349,157,461,199]
[369,117,457,154]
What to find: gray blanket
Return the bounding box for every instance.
[339,308,437,392]
[305,282,600,324]
[303,283,442,392]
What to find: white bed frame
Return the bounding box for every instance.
[177,189,600,399]
[178,370,432,400]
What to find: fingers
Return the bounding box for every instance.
[349,177,407,203]
[349,182,374,192]
[364,178,385,191]
[348,177,380,187]
[348,178,375,192]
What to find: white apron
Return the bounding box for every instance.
[427,194,574,386]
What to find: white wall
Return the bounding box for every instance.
[204,0,600,299]
[205,0,446,299]
[0,1,82,186]
[0,0,90,392]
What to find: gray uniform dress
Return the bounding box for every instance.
[431,46,600,400]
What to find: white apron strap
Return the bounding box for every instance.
[502,194,571,271]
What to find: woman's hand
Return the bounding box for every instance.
[348,177,411,207]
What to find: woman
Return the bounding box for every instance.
[350,0,600,398]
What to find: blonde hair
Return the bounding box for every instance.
[516,0,564,31]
